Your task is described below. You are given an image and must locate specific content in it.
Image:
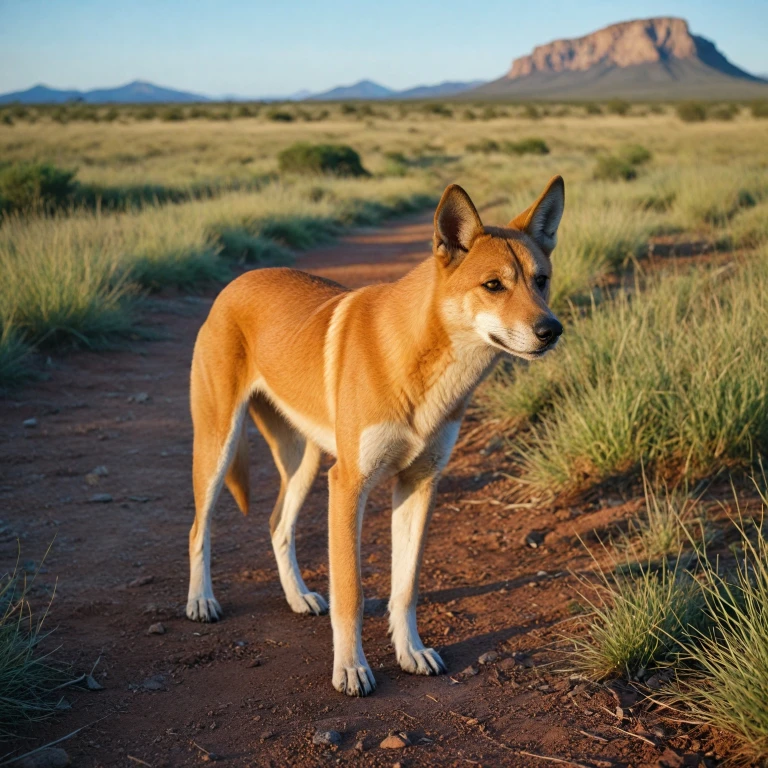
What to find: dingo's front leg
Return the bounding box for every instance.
[328,463,375,697]
[389,471,446,675]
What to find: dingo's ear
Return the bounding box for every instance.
[509,175,564,256]
[433,184,483,267]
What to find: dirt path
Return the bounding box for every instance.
[2,216,668,767]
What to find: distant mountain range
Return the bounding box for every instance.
[2,18,766,104]
[471,17,768,100]
[0,80,209,104]
[306,79,485,100]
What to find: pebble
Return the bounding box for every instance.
[17,748,70,768]
[380,733,409,749]
[524,531,545,548]
[354,739,365,752]
[460,664,479,677]
[89,493,113,503]
[130,392,151,404]
[127,575,154,588]
[478,651,498,665]
[22,418,38,428]
[312,729,342,746]
[142,674,166,691]
[85,674,104,690]
[148,622,166,635]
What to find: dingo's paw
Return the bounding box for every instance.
[398,646,446,676]
[186,595,222,622]
[333,663,376,697]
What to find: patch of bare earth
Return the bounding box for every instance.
[1,216,712,766]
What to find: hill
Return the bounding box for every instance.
[469,17,768,100]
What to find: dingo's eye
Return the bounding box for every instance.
[535,275,549,291]
[483,279,504,293]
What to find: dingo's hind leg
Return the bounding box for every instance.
[249,395,325,615]
[187,376,248,623]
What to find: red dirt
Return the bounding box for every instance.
[1,216,707,766]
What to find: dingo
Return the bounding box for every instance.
[186,178,565,696]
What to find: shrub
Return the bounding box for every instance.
[463,109,477,120]
[648,103,665,115]
[751,100,768,118]
[465,138,500,154]
[481,106,501,120]
[103,107,119,122]
[677,102,707,123]
[503,137,550,156]
[266,108,294,122]
[522,104,540,119]
[277,143,369,177]
[422,103,452,117]
[161,106,185,121]
[1,114,12,127]
[0,162,77,215]
[593,155,637,181]
[134,106,157,121]
[606,99,630,116]
[619,144,652,166]
[710,103,739,121]
[584,103,602,115]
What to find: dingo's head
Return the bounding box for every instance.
[434,177,564,360]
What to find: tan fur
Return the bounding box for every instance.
[186,177,566,695]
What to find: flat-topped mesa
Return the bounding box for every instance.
[507,17,700,79]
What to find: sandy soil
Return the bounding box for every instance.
[1,215,708,767]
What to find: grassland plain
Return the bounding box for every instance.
[2,106,768,755]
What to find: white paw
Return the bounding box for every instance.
[397,646,446,676]
[333,663,376,697]
[288,591,329,616]
[186,595,222,622]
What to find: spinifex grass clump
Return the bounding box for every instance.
[669,484,768,763]
[568,554,706,681]
[278,143,370,178]
[0,567,66,737]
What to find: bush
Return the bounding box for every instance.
[619,144,652,166]
[0,162,77,215]
[422,103,452,117]
[462,109,477,120]
[161,106,185,122]
[1,114,12,127]
[606,99,630,116]
[266,108,294,122]
[710,103,739,121]
[522,104,540,120]
[751,100,768,119]
[277,143,369,177]
[677,102,707,123]
[584,103,602,115]
[481,106,501,120]
[465,138,500,154]
[648,103,665,115]
[504,137,550,156]
[593,155,637,181]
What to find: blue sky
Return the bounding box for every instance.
[1,0,766,96]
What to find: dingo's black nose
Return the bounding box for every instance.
[534,317,563,345]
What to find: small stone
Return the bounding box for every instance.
[380,733,409,749]
[312,729,342,746]
[142,674,166,691]
[85,473,100,486]
[127,575,154,588]
[92,465,109,476]
[148,622,166,635]
[646,674,662,690]
[89,493,113,503]
[130,392,150,404]
[17,748,70,768]
[247,658,262,668]
[478,651,499,665]
[524,531,545,548]
[460,665,479,677]
[354,739,365,752]
[23,418,38,428]
[85,674,104,690]
[259,730,274,742]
